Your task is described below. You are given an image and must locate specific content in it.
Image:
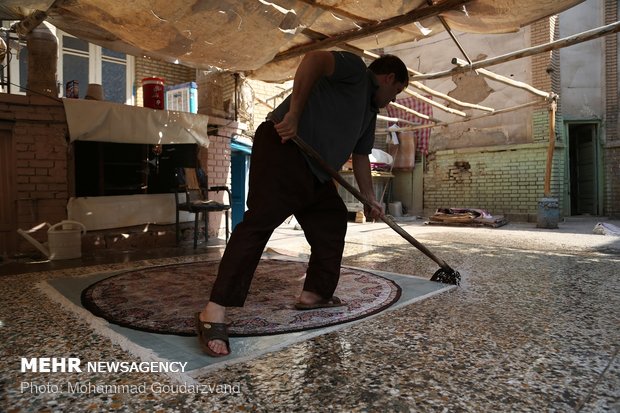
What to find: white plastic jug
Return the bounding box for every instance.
[18,220,86,260]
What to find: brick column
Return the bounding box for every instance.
[604,0,619,217]
[531,17,558,142]
[0,95,70,252]
[26,22,58,97]
[530,17,564,206]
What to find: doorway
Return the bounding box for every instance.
[0,122,16,256]
[568,123,600,215]
[231,146,251,230]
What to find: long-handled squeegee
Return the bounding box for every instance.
[291,135,461,285]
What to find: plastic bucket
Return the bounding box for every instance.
[48,220,86,260]
[388,201,403,217]
[142,77,165,109]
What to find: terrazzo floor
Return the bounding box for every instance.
[1,217,619,412]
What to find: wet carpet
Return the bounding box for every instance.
[81,259,401,336]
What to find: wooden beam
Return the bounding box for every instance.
[378,114,418,125]
[318,40,495,113]
[292,25,494,119]
[296,0,377,24]
[11,10,47,36]
[272,0,472,63]
[410,80,495,112]
[544,99,557,196]
[264,40,489,117]
[386,99,545,132]
[254,96,274,110]
[403,88,468,117]
[427,0,472,64]
[412,20,620,80]
[388,101,434,121]
[452,57,551,99]
[359,49,493,114]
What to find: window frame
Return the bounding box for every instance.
[3,25,134,104]
[3,23,28,95]
[58,31,135,104]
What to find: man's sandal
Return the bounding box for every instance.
[294,296,346,311]
[194,312,230,357]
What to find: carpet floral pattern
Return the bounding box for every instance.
[82,259,401,336]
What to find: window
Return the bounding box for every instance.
[58,32,134,104]
[4,26,134,104]
[61,36,89,99]
[1,32,28,94]
[102,47,128,103]
[74,142,199,197]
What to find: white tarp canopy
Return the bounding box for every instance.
[63,98,210,146]
[1,0,585,82]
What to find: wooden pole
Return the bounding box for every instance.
[410,80,495,112]
[388,100,443,122]
[544,99,557,196]
[290,135,454,272]
[377,114,419,125]
[361,49,495,112]
[273,0,473,63]
[403,88,468,117]
[386,99,545,132]
[332,44,495,114]
[412,20,620,81]
[426,0,472,64]
[452,57,551,99]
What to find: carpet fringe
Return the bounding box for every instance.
[36,280,197,385]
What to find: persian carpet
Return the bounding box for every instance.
[81,259,401,336]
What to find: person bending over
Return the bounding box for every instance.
[195,50,409,357]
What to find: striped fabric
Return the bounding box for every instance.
[386,96,433,154]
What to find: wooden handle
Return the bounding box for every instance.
[291,135,452,271]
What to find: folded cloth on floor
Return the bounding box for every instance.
[592,222,620,236]
[427,208,508,228]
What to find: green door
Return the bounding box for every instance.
[230,139,252,230]
[569,123,598,215]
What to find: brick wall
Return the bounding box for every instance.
[0,53,249,253]
[195,117,247,238]
[531,17,558,142]
[247,79,292,133]
[421,16,569,220]
[134,57,195,107]
[423,143,564,221]
[529,16,566,214]
[604,0,619,217]
[221,75,237,118]
[605,144,620,218]
[135,58,244,237]
[195,71,237,119]
[192,70,233,238]
[0,94,69,249]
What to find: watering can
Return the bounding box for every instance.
[17,220,87,260]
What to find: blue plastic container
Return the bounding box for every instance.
[165,82,197,113]
[536,197,559,229]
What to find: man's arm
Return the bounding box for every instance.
[352,153,384,220]
[274,51,335,142]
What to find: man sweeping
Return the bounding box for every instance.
[196,50,409,357]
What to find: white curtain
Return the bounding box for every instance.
[63,98,209,147]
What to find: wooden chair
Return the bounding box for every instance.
[174,168,231,248]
